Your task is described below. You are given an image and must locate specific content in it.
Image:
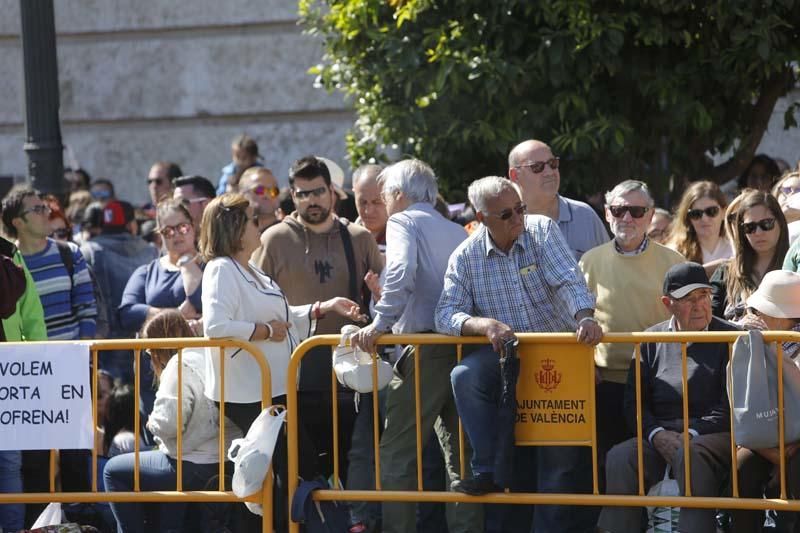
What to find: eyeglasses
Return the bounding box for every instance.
[687,206,720,220]
[50,228,72,240]
[147,178,164,186]
[607,205,650,219]
[247,185,280,199]
[741,217,777,234]
[780,186,800,196]
[515,157,560,174]
[157,222,193,238]
[487,204,527,221]
[21,205,51,217]
[294,186,328,200]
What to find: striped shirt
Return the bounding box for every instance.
[435,215,595,336]
[22,239,97,340]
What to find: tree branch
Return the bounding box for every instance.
[709,68,794,184]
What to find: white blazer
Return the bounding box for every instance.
[202,257,314,403]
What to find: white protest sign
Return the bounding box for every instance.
[0,343,92,450]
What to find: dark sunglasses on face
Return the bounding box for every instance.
[248,185,280,199]
[294,186,328,200]
[157,222,192,238]
[741,217,776,234]
[687,206,720,220]
[489,204,527,221]
[608,205,650,219]
[515,157,560,174]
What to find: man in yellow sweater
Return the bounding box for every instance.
[579,180,684,471]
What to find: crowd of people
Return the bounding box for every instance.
[1,133,800,533]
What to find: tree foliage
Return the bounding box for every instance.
[300,0,800,195]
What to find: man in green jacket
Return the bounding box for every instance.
[0,235,45,531]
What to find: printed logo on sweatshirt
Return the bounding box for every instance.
[314,260,333,283]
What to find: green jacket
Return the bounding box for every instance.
[1,249,46,342]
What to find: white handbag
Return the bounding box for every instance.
[646,466,681,532]
[333,325,393,394]
[228,404,286,515]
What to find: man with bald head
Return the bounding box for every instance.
[239,167,281,232]
[508,139,608,259]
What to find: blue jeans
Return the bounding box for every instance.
[452,345,595,533]
[0,450,23,531]
[103,450,222,533]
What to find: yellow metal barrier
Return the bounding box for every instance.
[0,337,273,533]
[287,331,800,532]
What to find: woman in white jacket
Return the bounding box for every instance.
[198,193,364,531]
[104,309,241,532]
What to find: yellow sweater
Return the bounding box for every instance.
[579,241,685,383]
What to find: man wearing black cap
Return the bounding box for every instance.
[598,262,737,533]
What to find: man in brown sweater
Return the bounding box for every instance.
[252,155,384,480]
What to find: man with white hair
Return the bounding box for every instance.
[508,139,608,259]
[435,176,601,532]
[351,159,480,533]
[579,180,684,467]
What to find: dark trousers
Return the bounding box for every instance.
[596,380,632,491]
[23,449,91,526]
[731,447,800,532]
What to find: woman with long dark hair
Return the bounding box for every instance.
[710,191,789,320]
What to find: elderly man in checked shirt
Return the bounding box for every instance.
[435,176,602,533]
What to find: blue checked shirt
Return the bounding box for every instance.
[435,215,596,335]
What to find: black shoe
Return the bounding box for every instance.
[451,474,502,496]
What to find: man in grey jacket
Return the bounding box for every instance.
[598,262,735,533]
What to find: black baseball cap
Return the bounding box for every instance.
[663,262,712,299]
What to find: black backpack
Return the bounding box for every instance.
[56,241,109,338]
[290,478,350,533]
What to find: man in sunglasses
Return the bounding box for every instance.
[435,176,601,532]
[579,180,684,486]
[172,175,216,230]
[239,167,281,233]
[508,139,609,260]
[252,156,384,484]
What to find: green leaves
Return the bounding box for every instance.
[299,0,800,193]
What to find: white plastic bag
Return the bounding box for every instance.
[32,502,63,528]
[228,405,286,500]
[646,466,680,532]
[333,325,393,393]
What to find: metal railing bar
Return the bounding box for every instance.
[680,342,691,497]
[634,343,644,496]
[414,344,423,491]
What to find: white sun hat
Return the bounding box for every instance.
[746,270,800,319]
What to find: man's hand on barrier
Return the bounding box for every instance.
[652,430,682,464]
[351,324,383,354]
[485,320,516,355]
[575,319,602,346]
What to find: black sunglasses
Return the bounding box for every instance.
[687,206,720,220]
[607,205,650,219]
[741,217,776,234]
[489,204,527,221]
[516,157,560,174]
